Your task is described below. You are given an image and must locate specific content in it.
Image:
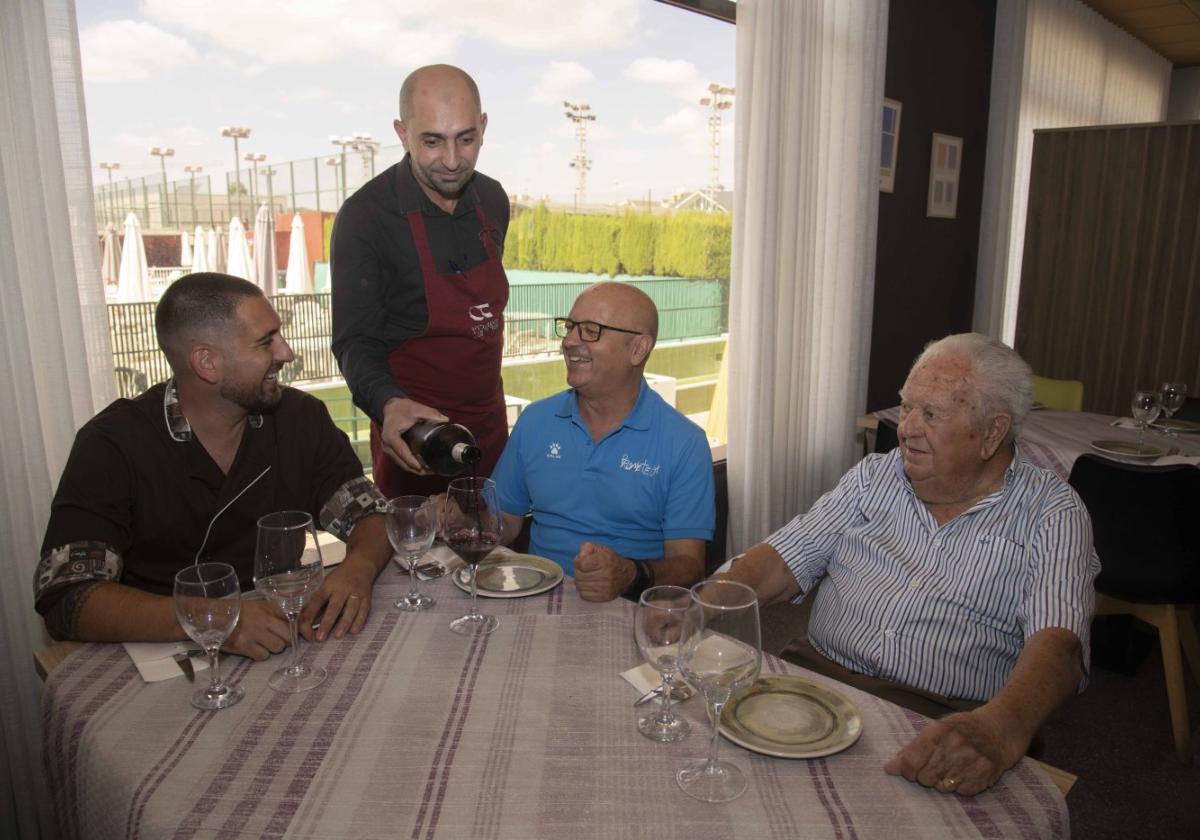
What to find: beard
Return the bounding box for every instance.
[219,372,284,414]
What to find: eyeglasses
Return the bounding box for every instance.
[553,318,642,342]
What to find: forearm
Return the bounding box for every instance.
[500,512,525,546]
[973,628,1082,749]
[333,341,407,424]
[343,514,392,577]
[58,581,188,643]
[712,542,801,606]
[643,543,705,590]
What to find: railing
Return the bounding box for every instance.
[108,278,728,399]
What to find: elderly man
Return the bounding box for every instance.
[35,273,392,659]
[332,64,510,499]
[717,333,1098,795]
[492,282,715,601]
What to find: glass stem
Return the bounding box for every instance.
[659,672,675,721]
[287,613,301,672]
[206,647,222,695]
[706,700,725,770]
[469,564,480,619]
[407,555,421,600]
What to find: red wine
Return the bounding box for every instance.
[446,529,498,566]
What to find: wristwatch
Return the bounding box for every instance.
[622,559,655,601]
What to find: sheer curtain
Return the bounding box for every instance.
[726,0,887,553]
[1,0,114,835]
[973,0,1171,342]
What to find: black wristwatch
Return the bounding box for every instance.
[622,559,655,601]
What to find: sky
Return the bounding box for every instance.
[77,0,736,206]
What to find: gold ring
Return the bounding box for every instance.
[940,776,960,790]
[347,594,362,600]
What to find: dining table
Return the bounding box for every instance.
[864,407,1200,481]
[42,561,1071,840]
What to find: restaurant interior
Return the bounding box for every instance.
[3,0,1199,838]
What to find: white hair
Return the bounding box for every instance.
[913,333,1034,436]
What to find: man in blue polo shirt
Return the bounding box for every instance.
[493,282,715,602]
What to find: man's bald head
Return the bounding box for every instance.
[398,64,482,122]
[577,282,659,344]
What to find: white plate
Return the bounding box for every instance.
[719,675,863,759]
[1089,439,1168,459]
[453,553,564,599]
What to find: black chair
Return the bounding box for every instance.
[1068,454,1200,763]
[1175,396,1200,423]
[874,418,899,454]
[704,459,729,576]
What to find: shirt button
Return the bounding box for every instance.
[932,536,943,548]
[909,578,921,590]
[883,629,896,638]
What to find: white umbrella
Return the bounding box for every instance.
[283,213,312,294]
[101,222,121,287]
[252,204,277,293]
[207,227,226,274]
[179,230,192,267]
[191,225,209,272]
[226,217,252,281]
[116,212,150,302]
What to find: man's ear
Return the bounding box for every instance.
[394,118,408,149]
[981,413,1012,459]
[630,334,654,367]
[190,344,222,386]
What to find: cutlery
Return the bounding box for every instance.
[172,649,203,682]
[633,683,693,706]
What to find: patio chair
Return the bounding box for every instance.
[1032,375,1084,411]
[113,366,149,398]
[1068,453,1200,763]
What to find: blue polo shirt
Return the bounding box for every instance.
[492,379,715,577]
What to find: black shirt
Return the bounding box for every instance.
[330,156,510,423]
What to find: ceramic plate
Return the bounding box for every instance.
[1089,439,1168,459]
[1151,418,1200,434]
[453,553,563,599]
[719,675,863,759]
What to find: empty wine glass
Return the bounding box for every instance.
[174,562,244,710]
[254,510,327,692]
[634,585,694,742]
[443,477,501,636]
[676,580,762,803]
[1131,390,1161,453]
[1159,382,1188,435]
[387,495,437,611]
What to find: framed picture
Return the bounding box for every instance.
[926,133,962,218]
[880,99,902,193]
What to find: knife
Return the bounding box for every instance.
[633,683,693,706]
[172,649,204,682]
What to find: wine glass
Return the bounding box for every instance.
[1159,382,1188,435]
[387,495,437,611]
[676,579,762,803]
[174,562,244,710]
[254,510,327,692]
[443,477,501,636]
[634,585,693,742]
[1131,390,1161,453]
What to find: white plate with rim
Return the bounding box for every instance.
[719,674,863,759]
[453,553,564,599]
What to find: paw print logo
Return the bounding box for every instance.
[547,442,562,459]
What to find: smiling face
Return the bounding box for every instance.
[394,67,486,211]
[216,295,294,413]
[561,285,653,399]
[897,352,1008,504]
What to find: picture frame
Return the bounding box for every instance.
[880,99,902,193]
[926,133,962,218]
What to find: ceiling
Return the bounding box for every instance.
[1082,0,1200,66]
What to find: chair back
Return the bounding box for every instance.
[1175,396,1200,423]
[874,418,899,454]
[1033,375,1084,411]
[1067,454,1200,603]
[705,458,729,576]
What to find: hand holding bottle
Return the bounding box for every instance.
[380,397,449,475]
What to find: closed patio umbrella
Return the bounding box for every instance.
[252,204,277,293]
[226,217,252,281]
[101,222,121,288]
[208,226,227,274]
[116,212,150,302]
[282,213,312,294]
[191,225,209,272]
[179,230,192,268]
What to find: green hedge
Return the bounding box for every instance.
[505,206,730,280]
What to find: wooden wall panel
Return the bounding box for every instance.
[1015,122,1200,416]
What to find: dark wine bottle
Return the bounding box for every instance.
[402,420,482,477]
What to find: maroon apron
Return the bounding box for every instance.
[370,204,509,498]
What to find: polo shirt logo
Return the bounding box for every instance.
[619,453,660,477]
[547,442,562,459]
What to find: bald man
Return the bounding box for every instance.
[332,64,510,499]
[492,283,716,602]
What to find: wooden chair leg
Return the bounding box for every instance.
[1177,605,1200,690]
[1150,605,1192,764]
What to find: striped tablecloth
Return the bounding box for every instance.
[43,569,1068,839]
[875,407,1200,480]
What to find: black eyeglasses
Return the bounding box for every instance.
[553,318,642,342]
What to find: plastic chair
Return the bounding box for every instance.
[1033,375,1084,411]
[1068,454,1200,763]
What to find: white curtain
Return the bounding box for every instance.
[974,0,1171,342]
[0,0,115,836]
[727,0,887,554]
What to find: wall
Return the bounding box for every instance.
[1168,67,1200,121]
[865,0,997,410]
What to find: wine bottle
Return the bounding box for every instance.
[402,420,482,477]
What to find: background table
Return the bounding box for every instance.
[43,568,1069,839]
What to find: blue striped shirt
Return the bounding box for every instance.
[766,446,1099,702]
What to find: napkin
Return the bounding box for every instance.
[620,662,665,696]
[1155,455,1200,467]
[414,543,465,580]
[303,529,346,568]
[1110,417,1140,429]
[123,641,211,683]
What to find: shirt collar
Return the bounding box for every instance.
[162,378,263,443]
[554,379,654,432]
[393,154,480,218]
[889,439,1022,499]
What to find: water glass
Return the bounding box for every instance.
[387,495,437,611]
[1159,382,1188,434]
[634,585,694,742]
[1131,390,1161,452]
[174,562,244,710]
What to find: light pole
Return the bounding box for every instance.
[349,132,381,181]
[324,156,341,205]
[262,166,277,216]
[563,101,596,211]
[183,165,203,227]
[99,161,120,226]
[220,125,252,219]
[329,136,353,203]
[244,152,266,207]
[149,146,175,226]
[699,84,734,212]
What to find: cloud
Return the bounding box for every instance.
[531,61,595,104]
[80,20,198,83]
[632,107,703,137]
[624,57,699,87]
[277,86,331,104]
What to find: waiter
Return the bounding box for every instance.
[331,64,510,497]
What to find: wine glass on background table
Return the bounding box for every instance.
[387,495,437,611]
[634,585,694,742]
[174,562,244,710]
[443,477,501,636]
[676,580,762,803]
[1131,390,1161,453]
[1159,382,1188,435]
[254,510,327,692]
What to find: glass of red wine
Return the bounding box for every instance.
[443,476,501,636]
